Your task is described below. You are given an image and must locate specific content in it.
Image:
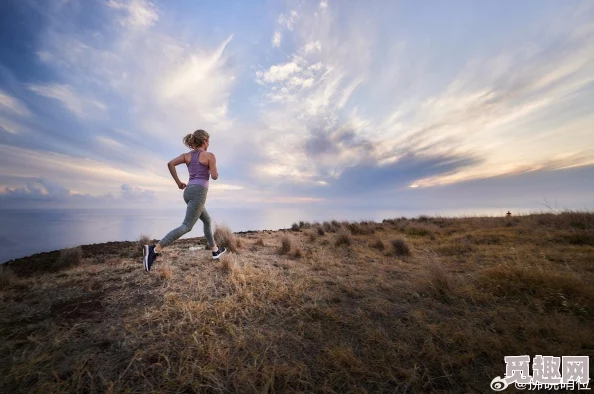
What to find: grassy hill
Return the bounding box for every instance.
[1,211,593,393]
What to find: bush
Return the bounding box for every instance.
[335,227,352,247]
[292,245,302,258]
[214,223,239,253]
[280,235,293,255]
[390,239,410,256]
[298,221,312,230]
[371,237,385,250]
[306,230,318,242]
[317,226,325,236]
[135,234,151,257]
[220,253,238,273]
[291,222,300,232]
[348,221,376,235]
[323,221,336,233]
[54,246,83,270]
[0,265,16,289]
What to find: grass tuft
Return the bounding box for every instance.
[280,235,293,255]
[0,265,16,289]
[214,223,239,253]
[136,234,151,257]
[389,238,410,256]
[335,227,353,247]
[54,246,83,270]
[371,237,385,250]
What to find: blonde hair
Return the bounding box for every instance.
[183,129,210,149]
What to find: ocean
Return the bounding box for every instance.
[0,206,512,263]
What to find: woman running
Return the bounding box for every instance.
[143,129,226,272]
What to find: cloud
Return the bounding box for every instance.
[27,83,106,118]
[1,0,240,207]
[120,183,155,202]
[106,0,159,30]
[272,31,282,47]
[303,41,322,54]
[0,143,171,196]
[0,176,250,208]
[278,10,298,31]
[245,0,594,199]
[256,58,305,84]
[0,178,156,207]
[0,89,30,117]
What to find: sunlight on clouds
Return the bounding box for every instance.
[96,136,126,149]
[107,0,158,30]
[0,90,30,117]
[36,0,237,157]
[0,117,23,135]
[410,150,594,188]
[248,1,594,191]
[0,144,170,194]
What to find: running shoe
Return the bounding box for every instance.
[212,246,227,260]
[143,244,159,272]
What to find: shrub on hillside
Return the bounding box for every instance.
[0,265,16,289]
[306,230,318,242]
[371,237,385,250]
[280,235,293,255]
[389,238,410,256]
[54,246,83,270]
[335,227,352,247]
[135,234,151,257]
[214,224,239,253]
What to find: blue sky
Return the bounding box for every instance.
[0,0,593,213]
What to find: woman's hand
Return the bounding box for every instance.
[177,182,187,190]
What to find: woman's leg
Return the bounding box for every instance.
[156,186,207,252]
[199,208,216,250]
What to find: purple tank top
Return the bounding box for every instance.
[187,149,210,188]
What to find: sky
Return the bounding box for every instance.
[0,0,593,213]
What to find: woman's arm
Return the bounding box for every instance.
[209,153,219,180]
[168,154,187,189]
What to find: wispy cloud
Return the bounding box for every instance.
[27,83,106,118]
[0,89,30,117]
[0,0,592,210]
[106,0,159,30]
[246,0,594,198]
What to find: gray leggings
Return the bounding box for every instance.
[159,185,215,248]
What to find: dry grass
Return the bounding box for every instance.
[220,252,238,272]
[214,223,239,253]
[135,234,151,257]
[280,235,293,254]
[54,246,83,270]
[335,227,352,247]
[389,238,410,256]
[371,237,385,250]
[0,265,16,289]
[1,211,593,393]
[156,264,173,281]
